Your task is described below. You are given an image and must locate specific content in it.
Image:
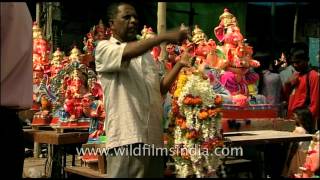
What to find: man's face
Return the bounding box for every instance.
[110,4,139,42]
[292,58,308,72]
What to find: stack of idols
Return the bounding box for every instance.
[161,9,278,136]
[31,22,53,125]
[81,21,109,141]
[31,20,106,129]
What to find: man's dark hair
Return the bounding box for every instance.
[289,42,309,62]
[293,107,314,134]
[106,2,135,21]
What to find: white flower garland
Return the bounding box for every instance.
[168,73,223,178]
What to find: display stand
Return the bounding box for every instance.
[64,143,107,178]
[32,131,89,178]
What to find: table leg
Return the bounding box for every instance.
[98,155,106,174]
[72,155,75,166]
[45,144,53,177]
[51,145,63,178]
[33,142,40,158]
[32,126,41,158]
[63,147,67,178]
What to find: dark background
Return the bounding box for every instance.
[26,2,319,61]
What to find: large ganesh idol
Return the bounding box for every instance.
[213,9,261,107]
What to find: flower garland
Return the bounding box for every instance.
[167,70,224,178]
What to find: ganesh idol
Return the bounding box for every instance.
[213,8,260,106]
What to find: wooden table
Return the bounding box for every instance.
[60,130,313,178]
[33,131,89,145]
[221,118,296,132]
[32,131,89,178]
[223,130,313,178]
[62,143,107,178]
[224,130,313,146]
[64,166,107,178]
[23,128,42,142]
[81,143,107,174]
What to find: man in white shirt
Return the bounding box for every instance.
[95,2,192,178]
[1,2,33,178]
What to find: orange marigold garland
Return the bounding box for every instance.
[167,69,224,177]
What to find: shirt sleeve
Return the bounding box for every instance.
[309,71,319,120]
[95,40,128,73]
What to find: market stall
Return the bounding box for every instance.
[24,3,318,178]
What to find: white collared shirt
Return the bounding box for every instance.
[95,37,164,149]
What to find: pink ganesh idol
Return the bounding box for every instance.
[213,8,260,105]
[187,25,227,70]
[190,25,225,68]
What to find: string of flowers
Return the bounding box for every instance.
[167,69,224,178]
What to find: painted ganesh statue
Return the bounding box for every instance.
[213,8,261,106]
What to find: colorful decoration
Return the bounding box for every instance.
[167,67,224,178]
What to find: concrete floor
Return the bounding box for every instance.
[23,154,82,178]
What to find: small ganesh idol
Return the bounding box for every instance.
[81,28,95,67]
[32,22,42,39]
[138,25,161,63]
[140,25,156,40]
[191,25,216,66]
[95,20,107,41]
[192,25,207,45]
[32,94,52,125]
[50,48,64,78]
[69,46,81,62]
[62,68,88,122]
[85,70,106,142]
[69,69,87,98]
[165,43,179,71]
[83,28,95,54]
[32,22,50,60]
